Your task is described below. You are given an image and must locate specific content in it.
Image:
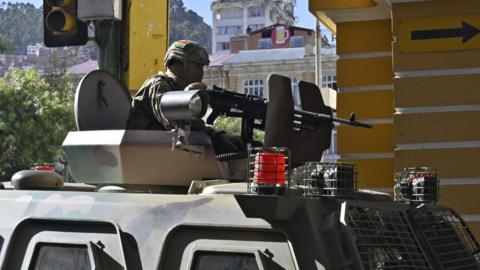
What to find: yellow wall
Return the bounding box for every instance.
[311,0,480,239]
[345,158,394,189]
[335,19,394,190]
[467,222,480,241]
[394,75,480,107]
[337,91,394,119]
[124,0,169,93]
[392,0,480,237]
[337,20,392,53]
[309,0,376,11]
[337,57,393,87]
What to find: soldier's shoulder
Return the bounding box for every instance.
[141,72,173,92]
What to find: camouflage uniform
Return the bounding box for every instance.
[125,40,209,130]
[125,72,178,130]
[125,40,246,154]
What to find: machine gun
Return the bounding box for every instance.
[206,86,268,142]
[206,86,372,143]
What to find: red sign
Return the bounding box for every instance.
[271,25,290,45]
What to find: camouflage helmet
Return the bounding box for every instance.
[163,40,210,67]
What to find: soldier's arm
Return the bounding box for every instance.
[148,77,173,129]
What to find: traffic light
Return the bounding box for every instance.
[43,0,88,47]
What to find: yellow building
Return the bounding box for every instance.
[203,47,338,108]
[310,0,480,238]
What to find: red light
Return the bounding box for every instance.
[34,165,56,172]
[253,152,287,186]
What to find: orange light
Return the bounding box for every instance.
[47,0,73,7]
[46,9,75,32]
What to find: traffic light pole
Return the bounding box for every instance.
[95,21,123,81]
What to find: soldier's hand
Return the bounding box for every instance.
[185,82,207,91]
[191,119,206,131]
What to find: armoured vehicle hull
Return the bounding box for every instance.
[1,70,478,270]
[0,189,478,269]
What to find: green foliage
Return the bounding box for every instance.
[169,0,212,53]
[0,35,5,53]
[213,117,265,143]
[0,69,75,180]
[0,3,42,54]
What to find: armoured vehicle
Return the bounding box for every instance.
[1,1,479,269]
[0,70,479,269]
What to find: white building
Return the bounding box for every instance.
[26,43,51,57]
[211,0,296,53]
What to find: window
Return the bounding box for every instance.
[29,243,91,270]
[290,36,304,47]
[216,26,225,35]
[248,24,264,31]
[322,75,337,90]
[191,251,259,270]
[248,6,264,17]
[216,25,243,35]
[243,79,264,97]
[258,38,272,49]
[219,8,243,19]
[27,46,38,55]
[217,42,230,51]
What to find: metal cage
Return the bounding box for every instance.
[411,206,480,269]
[302,162,357,197]
[346,202,432,269]
[247,147,290,195]
[394,167,439,204]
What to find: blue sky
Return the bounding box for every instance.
[4,0,319,30]
[182,0,318,30]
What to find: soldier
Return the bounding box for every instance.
[126,40,245,155]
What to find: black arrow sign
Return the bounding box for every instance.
[411,22,480,43]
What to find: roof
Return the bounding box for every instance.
[67,60,98,75]
[221,47,338,65]
[208,52,235,66]
[224,47,306,65]
[249,23,314,35]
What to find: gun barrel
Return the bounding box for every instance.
[331,116,373,128]
[294,110,373,129]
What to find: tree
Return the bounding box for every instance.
[0,35,5,53]
[0,3,42,54]
[169,0,212,53]
[0,69,75,180]
[213,117,265,143]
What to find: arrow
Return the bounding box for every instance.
[411,22,480,43]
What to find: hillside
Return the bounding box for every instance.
[169,0,213,53]
[0,1,212,55]
[0,3,42,54]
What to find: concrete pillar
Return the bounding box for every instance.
[309,0,395,193]
[336,19,394,192]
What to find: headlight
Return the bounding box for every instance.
[160,90,208,121]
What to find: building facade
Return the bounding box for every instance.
[211,0,296,53]
[309,0,480,239]
[204,45,338,159]
[204,47,337,102]
[230,24,318,52]
[26,43,51,57]
[205,24,336,104]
